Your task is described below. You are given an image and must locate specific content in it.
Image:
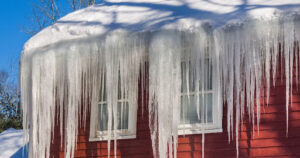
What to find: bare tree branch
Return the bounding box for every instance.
[23,0,100,36]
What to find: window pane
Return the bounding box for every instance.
[99,73,107,102]
[98,102,129,131]
[181,62,195,92]
[181,60,212,93]
[118,102,129,130]
[180,93,213,124]
[98,103,108,131]
[199,60,212,91]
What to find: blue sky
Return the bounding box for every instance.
[0,1,31,75]
[0,1,77,79]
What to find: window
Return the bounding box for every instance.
[178,59,222,135]
[89,72,137,141]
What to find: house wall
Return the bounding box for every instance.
[50,59,300,158]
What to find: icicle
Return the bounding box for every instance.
[104,31,145,157]
[283,16,296,136]
[148,30,181,158]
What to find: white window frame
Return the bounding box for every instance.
[89,76,137,142]
[92,99,137,141]
[178,59,222,135]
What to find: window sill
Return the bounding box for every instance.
[89,134,136,142]
[178,128,222,135]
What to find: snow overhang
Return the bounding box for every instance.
[23,0,300,54]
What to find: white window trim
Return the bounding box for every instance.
[178,60,222,135]
[89,132,136,141]
[89,95,137,141]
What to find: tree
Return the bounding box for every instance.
[70,0,98,11]
[0,70,21,133]
[24,0,100,35]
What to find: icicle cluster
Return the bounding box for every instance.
[148,31,181,158]
[21,14,300,158]
[21,31,146,158]
[215,16,300,156]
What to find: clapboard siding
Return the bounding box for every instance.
[50,57,300,158]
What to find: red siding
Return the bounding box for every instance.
[50,63,300,158]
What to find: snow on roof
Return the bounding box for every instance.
[0,128,28,158]
[23,0,300,52]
